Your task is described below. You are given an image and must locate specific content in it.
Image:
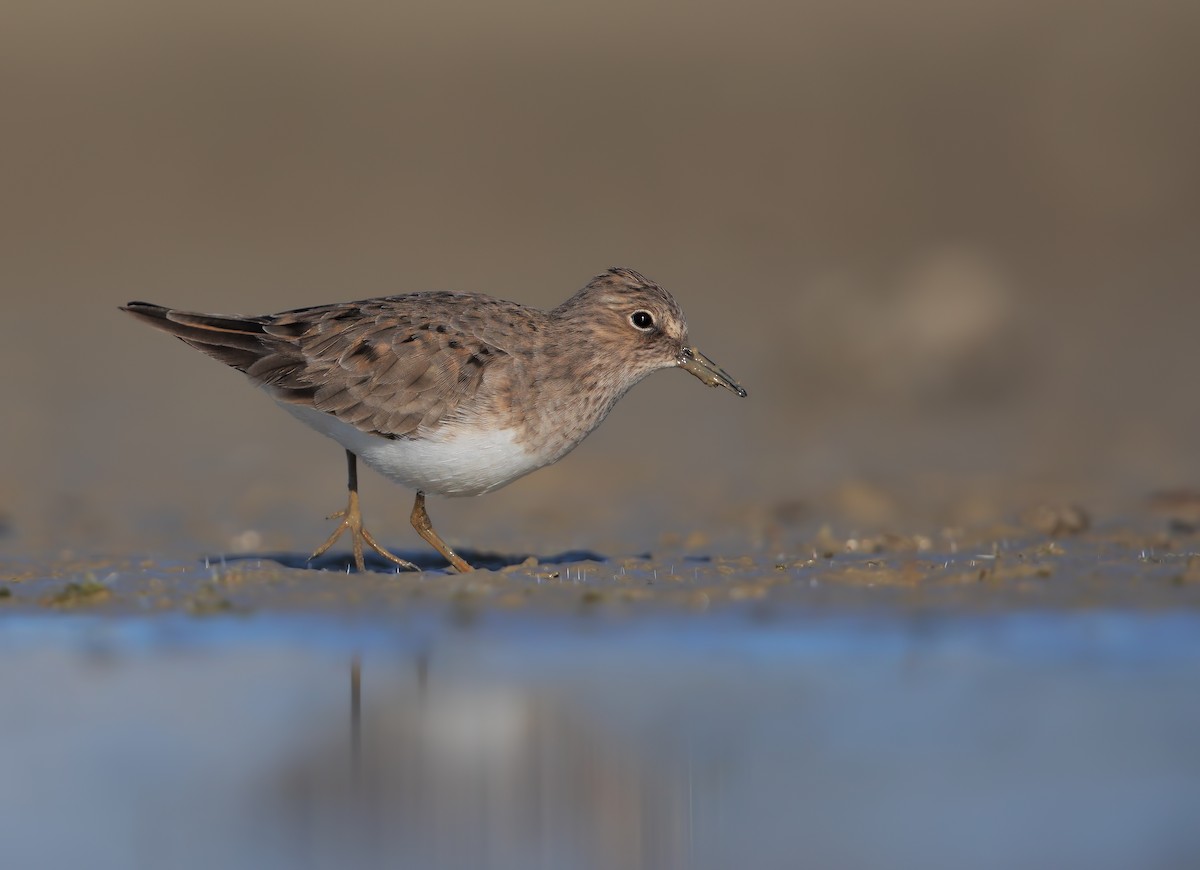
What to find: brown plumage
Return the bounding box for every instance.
[122,293,514,441]
[122,267,746,572]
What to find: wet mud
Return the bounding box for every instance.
[3,502,1199,617]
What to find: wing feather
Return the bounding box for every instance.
[122,296,514,439]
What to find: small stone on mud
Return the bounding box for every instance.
[728,585,767,600]
[1147,489,1200,533]
[229,530,263,553]
[501,557,538,573]
[1021,504,1090,537]
[42,581,110,608]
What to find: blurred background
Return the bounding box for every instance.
[2,0,1199,555]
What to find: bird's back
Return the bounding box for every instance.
[122,293,546,442]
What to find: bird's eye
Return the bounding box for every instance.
[630,310,655,331]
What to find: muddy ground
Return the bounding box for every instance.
[4,509,1200,617]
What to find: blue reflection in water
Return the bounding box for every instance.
[0,611,1198,870]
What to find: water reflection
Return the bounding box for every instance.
[0,614,1199,869]
[281,651,686,870]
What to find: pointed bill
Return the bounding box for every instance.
[678,346,747,397]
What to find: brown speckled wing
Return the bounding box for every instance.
[122,295,512,439]
[256,297,512,437]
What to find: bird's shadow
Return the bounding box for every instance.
[218,547,611,574]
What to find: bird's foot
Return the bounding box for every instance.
[310,490,418,572]
[410,491,474,573]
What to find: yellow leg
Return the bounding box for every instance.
[310,450,418,572]
[410,491,474,573]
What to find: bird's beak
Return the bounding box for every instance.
[678,346,747,397]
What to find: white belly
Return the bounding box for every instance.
[278,403,545,497]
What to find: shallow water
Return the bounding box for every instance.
[2,606,1199,870]
[4,513,1200,868]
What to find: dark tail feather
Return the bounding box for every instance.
[121,301,273,371]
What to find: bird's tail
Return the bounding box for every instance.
[120,301,272,372]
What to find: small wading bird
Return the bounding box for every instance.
[123,267,746,572]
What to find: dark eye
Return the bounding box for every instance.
[630,310,655,331]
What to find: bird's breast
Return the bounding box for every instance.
[364,425,548,496]
[278,402,548,496]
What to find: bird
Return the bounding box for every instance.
[121,267,746,572]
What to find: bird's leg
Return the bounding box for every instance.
[410,491,474,573]
[310,450,418,572]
